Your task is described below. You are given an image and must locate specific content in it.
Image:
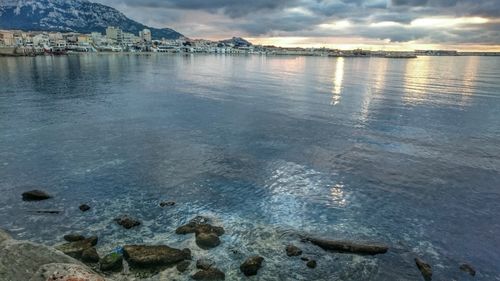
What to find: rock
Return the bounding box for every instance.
[192,268,226,280]
[240,256,264,277]
[307,237,388,255]
[176,216,225,236]
[176,260,191,273]
[79,204,91,212]
[0,239,83,281]
[63,234,85,242]
[182,248,192,260]
[34,263,105,281]
[415,257,432,281]
[286,245,302,257]
[30,210,61,214]
[55,236,98,259]
[460,263,476,276]
[196,258,215,270]
[306,260,317,269]
[301,257,309,261]
[114,215,141,229]
[0,229,12,244]
[196,232,221,249]
[123,245,191,268]
[22,190,51,201]
[160,201,176,207]
[81,247,100,263]
[100,253,123,272]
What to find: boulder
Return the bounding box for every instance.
[460,263,476,277]
[100,253,123,272]
[415,257,432,281]
[63,234,85,242]
[307,237,388,255]
[33,263,105,281]
[160,201,176,207]
[176,260,191,273]
[79,204,91,212]
[196,232,221,250]
[123,245,191,268]
[176,216,224,236]
[114,215,141,229]
[81,247,100,263]
[22,190,51,201]
[306,260,317,269]
[240,256,264,277]
[196,258,215,270]
[55,236,98,259]
[192,268,226,280]
[286,245,302,257]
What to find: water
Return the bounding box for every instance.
[0,54,499,280]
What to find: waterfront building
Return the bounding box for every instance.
[106,26,123,44]
[0,30,15,46]
[139,29,152,42]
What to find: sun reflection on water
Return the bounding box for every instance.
[330,183,347,207]
[331,57,345,105]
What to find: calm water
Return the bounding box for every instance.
[0,54,499,280]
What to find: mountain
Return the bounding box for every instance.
[0,0,184,39]
[219,37,253,47]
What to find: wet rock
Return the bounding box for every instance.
[123,245,191,268]
[176,216,225,236]
[100,252,123,272]
[240,256,264,277]
[63,234,85,242]
[301,257,309,261]
[81,247,100,263]
[192,268,226,280]
[460,263,476,277]
[415,257,432,281]
[197,258,215,270]
[306,260,317,269]
[114,215,141,229]
[30,209,61,214]
[22,190,51,201]
[0,229,12,244]
[307,237,388,255]
[35,263,105,281]
[79,204,91,212]
[55,236,98,259]
[286,245,302,257]
[177,260,191,272]
[160,201,176,207]
[196,232,221,249]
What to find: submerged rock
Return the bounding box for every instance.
[79,204,91,212]
[81,247,100,263]
[177,260,191,273]
[460,263,476,276]
[22,190,52,201]
[0,229,12,244]
[192,268,226,280]
[306,260,317,269]
[240,256,264,276]
[100,252,123,272]
[160,201,176,207]
[63,234,85,242]
[286,245,302,257]
[36,263,105,281]
[196,232,221,249]
[55,236,98,259]
[114,215,141,229]
[307,237,388,255]
[196,258,215,270]
[415,257,432,281]
[123,245,191,268]
[301,257,309,261]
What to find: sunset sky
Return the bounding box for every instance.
[95,0,500,51]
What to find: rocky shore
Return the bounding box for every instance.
[0,189,479,280]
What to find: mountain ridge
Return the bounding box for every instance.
[0,0,184,39]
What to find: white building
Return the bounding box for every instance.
[139,29,152,42]
[106,27,122,44]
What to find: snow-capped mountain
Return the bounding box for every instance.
[0,0,184,39]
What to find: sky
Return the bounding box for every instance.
[94,0,500,51]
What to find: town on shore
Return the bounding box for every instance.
[1,27,499,58]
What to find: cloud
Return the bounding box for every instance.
[93,0,500,47]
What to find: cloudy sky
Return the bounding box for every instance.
[95,0,500,50]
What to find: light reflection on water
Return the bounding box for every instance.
[0,54,499,280]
